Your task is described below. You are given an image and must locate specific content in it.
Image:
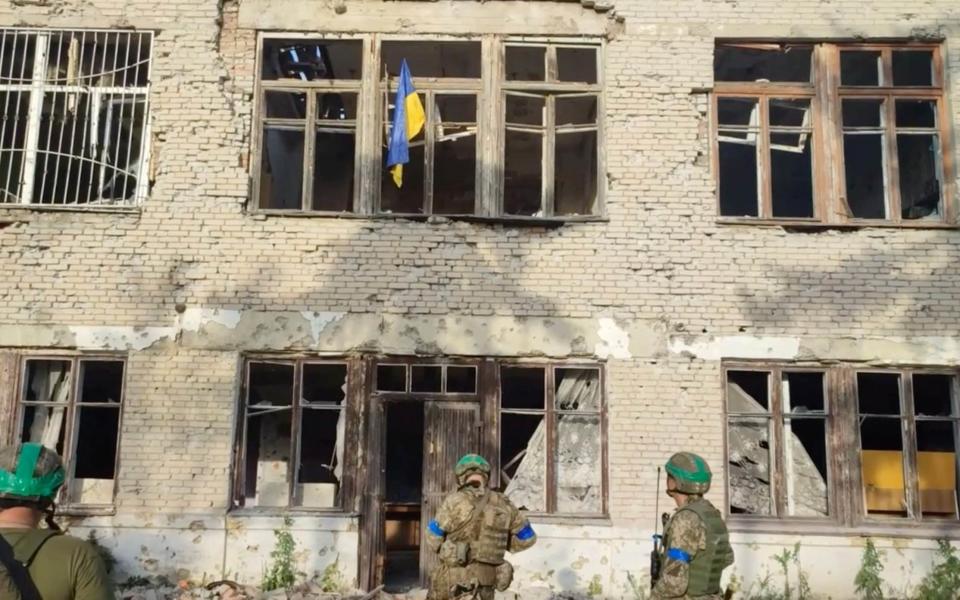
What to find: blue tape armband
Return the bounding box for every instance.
[515,523,535,541]
[667,548,692,563]
[427,519,445,538]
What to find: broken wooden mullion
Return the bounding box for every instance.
[542,94,555,218]
[758,96,773,219]
[424,90,436,215]
[300,90,317,211]
[883,93,901,223]
[545,366,557,514]
[287,361,303,508]
[489,36,505,217]
[901,372,921,520]
[935,93,957,224]
[60,357,81,506]
[770,367,786,518]
[599,366,609,516]
[833,367,859,526]
[359,36,380,215]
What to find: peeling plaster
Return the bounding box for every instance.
[70,326,177,351]
[179,308,243,333]
[299,311,345,345]
[668,335,802,361]
[594,318,631,359]
[7,314,960,365]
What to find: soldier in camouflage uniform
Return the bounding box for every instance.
[424,454,537,600]
[651,452,734,600]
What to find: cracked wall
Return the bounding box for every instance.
[1,0,960,596]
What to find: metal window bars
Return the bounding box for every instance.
[0,28,152,207]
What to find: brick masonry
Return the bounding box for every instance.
[0,0,959,596]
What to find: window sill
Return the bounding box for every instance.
[249,209,608,227]
[0,203,141,216]
[716,217,960,231]
[525,513,612,526]
[228,507,359,518]
[57,505,117,518]
[729,517,960,540]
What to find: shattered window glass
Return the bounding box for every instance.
[727,370,773,515]
[19,357,125,506]
[716,42,947,226]
[857,372,907,517]
[717,97,760,217]
[714,45,813,83]
[500,412,546,512]
[260,38,360,212]
[242,360,347,509]
[913,374,958,519]
[555,369,602,513]
[782,372,828,517]
[499,364,605,515]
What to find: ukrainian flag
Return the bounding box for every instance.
[386,59,426,188]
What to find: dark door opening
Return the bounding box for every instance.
[383,402,424,593]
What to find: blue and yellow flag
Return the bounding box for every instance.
[385,59,426,188]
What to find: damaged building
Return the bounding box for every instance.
[0,0,959,597]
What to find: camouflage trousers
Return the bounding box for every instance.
[426,563,495,600]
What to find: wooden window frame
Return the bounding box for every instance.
[713,42,957,228]
[12,352,126,514]
[496,361,608,518]
[500,42,605,219]
[854,368,960,525]
[723,364,835,523]
[725,361,960,537]
[232,355,360,513]
[250,34,606,222]
[377,71,482,217]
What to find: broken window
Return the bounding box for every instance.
[725,367,829,518]
[714,44,812,83]
[502,44,600,217]
[17,356,125,506]
[237,359,348,509]
[729,363,960,527]
[379,42,480,215]
[499,364,604,515]
[375,362,477,396]
[258,39,360,211]
[715,42,951,225]
[254,37,603,220]
[0,29,152,206]
[716,96,814,219]
[857,371,959,520]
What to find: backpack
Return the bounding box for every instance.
[0,529,59,600]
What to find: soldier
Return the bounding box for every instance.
[0,442,113,600]
[651,452,734,600]
[424,454,537,600]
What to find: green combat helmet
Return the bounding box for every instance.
[0,443,66,507]
[665,451,712,495]
[454,454,491,487]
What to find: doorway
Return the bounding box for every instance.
[383,402,424,593]
[377,400,480,592]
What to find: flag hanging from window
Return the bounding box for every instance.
[385,59,426,188]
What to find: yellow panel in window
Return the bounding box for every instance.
[918,451,955,491]
[861,450,905,489]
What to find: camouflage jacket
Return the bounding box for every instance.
[425,486,536,565]
[651,507,723,600]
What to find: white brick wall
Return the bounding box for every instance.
[1,0,959,594]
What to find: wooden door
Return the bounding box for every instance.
[419,401,480,585]
[359,400,386,590]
